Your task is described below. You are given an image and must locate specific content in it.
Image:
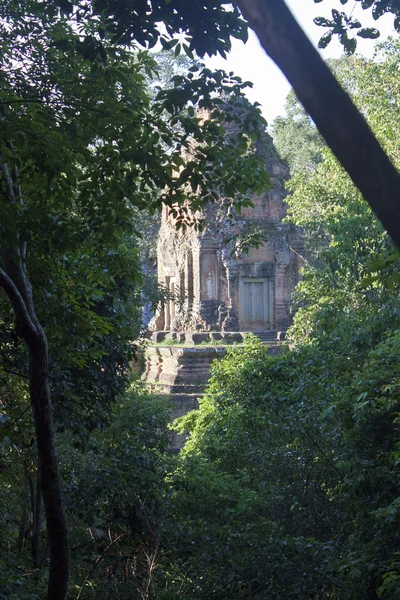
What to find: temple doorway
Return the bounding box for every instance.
[239,277,271,330]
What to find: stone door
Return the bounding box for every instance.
[239,278,270,330]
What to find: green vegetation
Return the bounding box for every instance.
[151,338,246,347]
[0,2,270,597]
[165,40,400,599]
[171,328,400,598]
[1,382,173,600]
[1,1,400,598]
[273,90,324,175]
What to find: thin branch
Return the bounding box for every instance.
[0,267,37,339]
[0,98,109,115]
[289,245,312,269]
[10,404,31,426]
[0,162,16,201]
[75,533,129,600]
[300,422,344,482]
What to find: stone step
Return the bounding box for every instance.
[253,330,285,342]
[143,345,227,392]
[147,382,206,395]
[143,339,286,450]
[169,393,203,452]
[143,341,284,394]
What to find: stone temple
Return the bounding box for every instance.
[144,133,303,448]
[149,134,303,341]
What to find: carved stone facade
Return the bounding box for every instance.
[150,135,303,337]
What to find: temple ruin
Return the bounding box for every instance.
[149,134,303,340]
[144,132,303,449]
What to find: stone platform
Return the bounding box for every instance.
[149,330,286,345]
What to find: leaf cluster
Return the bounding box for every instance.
[314,0,399,53]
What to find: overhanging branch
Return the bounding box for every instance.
[235,0,400,248]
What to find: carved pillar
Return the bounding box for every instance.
[274,235,292,330]
[221,243,240,331]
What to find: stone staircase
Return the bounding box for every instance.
[254,330,285,343]
[142,332,286,450]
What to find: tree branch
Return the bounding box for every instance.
[75,533,128,600]
[1,162,16,202]
[0,267,37,339]
[235,0,400,247]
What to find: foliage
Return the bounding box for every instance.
[2,2,400,599]
[286,39,400,319]
[274,39,400,265]
[61,382,173,600]
[330,40,400,164]
[0,0,272,596]
[273,37,400,176]
[314,0,400,54]
[1,381,173,600]
[168,324,400,598]
[0,0,269,392]
[0,374,47,598]
[273,90,324,174]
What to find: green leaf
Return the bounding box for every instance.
[357,27,380,38]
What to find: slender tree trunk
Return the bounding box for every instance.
[26,461,42,571]
[5,275,70,600]
[0,155,70,599]
[235,0,400,247]
[29,325,69,599]
[17,474,29,552]
[32,462,42,570]
[0,269,70,599]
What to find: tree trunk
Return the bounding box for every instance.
[0,263,69,600]
[17,474,29,553]
[0,155,70,599]
[29,326,69,599]
[32,462,42,570]
[235,0,400,247]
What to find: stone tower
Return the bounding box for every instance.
[150,133,303,339]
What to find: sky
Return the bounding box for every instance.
[205,0,395,124]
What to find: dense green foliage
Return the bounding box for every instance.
[0,382,172,599]
[0,1,270,597]
[0,0,269,395]
[171,328,400,598]
[1,1,400,597]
